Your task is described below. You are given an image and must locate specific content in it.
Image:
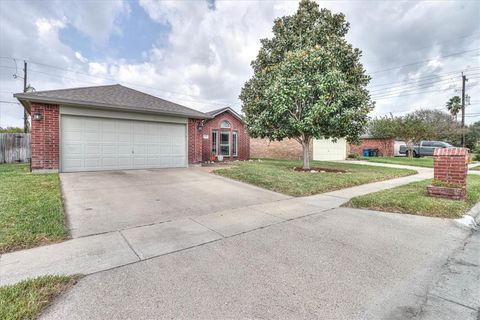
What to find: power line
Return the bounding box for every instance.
[371,74,480,98]
[0,56,241,108]
[369,48,480,74]
[368,67,480,89]
[0,100,21,105]
[0,64,240,111]
[372,88,458,100]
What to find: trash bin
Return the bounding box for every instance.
[363,149,370,157]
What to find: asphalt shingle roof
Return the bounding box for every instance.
[14,84,209,119]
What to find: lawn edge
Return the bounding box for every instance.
[213,165,417,197]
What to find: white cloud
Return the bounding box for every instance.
[75,51,88,63]
[0,0,479,129]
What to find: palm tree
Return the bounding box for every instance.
[446,96,461,122]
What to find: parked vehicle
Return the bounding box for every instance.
[399,141,453,157]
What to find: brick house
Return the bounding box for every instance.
[14,84,249,172]
[201,107,250,162]
[349,135,395,157]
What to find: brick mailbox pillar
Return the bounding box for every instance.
[427,147,469,200]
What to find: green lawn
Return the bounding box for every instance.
[358,156,434,168]
[0,164,68,253]
[0,275,78,320]
[214,159,416,196]
[343,175,480,218]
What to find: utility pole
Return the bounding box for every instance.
[461,72,467,147]
[23,61,28,133]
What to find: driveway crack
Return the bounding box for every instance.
[118,231,141,261]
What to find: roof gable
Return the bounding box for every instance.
[205,107,245,123]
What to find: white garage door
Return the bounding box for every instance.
[61,115,186,172]
[313,138,347,161]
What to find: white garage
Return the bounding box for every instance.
[313,138,347,161]
[61,115,186,172]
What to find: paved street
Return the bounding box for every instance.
[39,207,469,320]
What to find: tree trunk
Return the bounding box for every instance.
[302,139,310,170]
[407,140,414,159]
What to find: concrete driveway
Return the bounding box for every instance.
[61,168,288,238]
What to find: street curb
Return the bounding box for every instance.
[454,202,480,230]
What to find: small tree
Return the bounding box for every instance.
[240,0,372,169]
[412,109,461,146]
[368,115,397,156]
[446,96,461,122]
[395,114,434,158]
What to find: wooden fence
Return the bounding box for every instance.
[0,133,31,163]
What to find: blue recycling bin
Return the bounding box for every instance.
[363,149,370,157]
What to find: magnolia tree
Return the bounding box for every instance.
[240,0,373,169]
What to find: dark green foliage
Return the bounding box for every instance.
[240,0,372,168]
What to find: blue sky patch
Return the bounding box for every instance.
[59,0,171,63]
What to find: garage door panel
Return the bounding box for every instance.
[102,145,116,155]
[101,158,117,167]
[117,133,132,143]
[85,144,101,155]
[133,145,147,155]
[63,158,83,169]
[61,115,186,172]
[63,143,83,157]
[85,119,101,131]
[147,145,160,155]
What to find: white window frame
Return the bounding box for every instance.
[211,129,218,155]
[220,120,231,129]
[232,130,238,157]
[219,131,230,156]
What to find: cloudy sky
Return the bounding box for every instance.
[0,0,479,128]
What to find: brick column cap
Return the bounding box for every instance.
[434,147,468,156]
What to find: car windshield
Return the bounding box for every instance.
[443,142,453,147]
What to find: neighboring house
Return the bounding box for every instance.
[201,107,250,162]
[250,137,347,161]
[250,138,312,160]
[348,134,397,157]
[14,84,248,173]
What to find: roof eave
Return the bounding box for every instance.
[14,94,212,119]
[208,107,245,123]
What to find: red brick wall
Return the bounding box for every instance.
[188,119,203,164]
[433,147,468,185]
[30,102,60,171]
[250,138,312,160]
[349,138,394,157]
[201,111,250,161]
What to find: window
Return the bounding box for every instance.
[211,130,218,154]
[232,131,238,157]
[220,131,230,155]
[220,120,231,129]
